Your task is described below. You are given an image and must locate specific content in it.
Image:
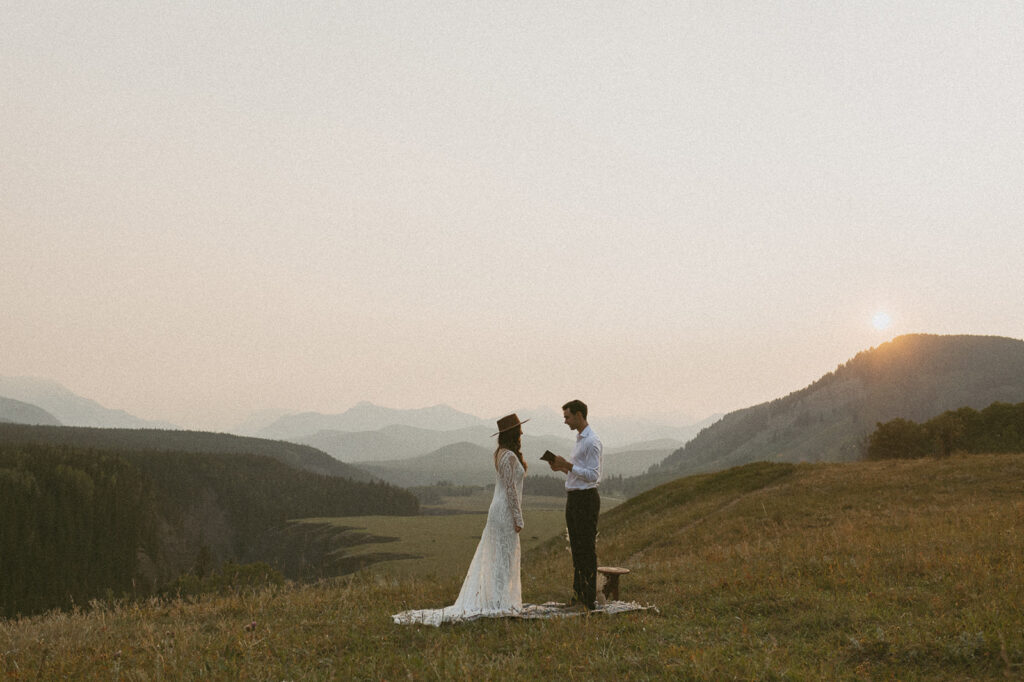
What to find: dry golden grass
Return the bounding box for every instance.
[3,453,1023,680]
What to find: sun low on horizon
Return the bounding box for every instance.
[872,311,893,331]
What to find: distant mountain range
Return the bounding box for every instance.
[357,433,579,488]
[646,334,1024,485]
[256,402,487,440]
[0,396,61,426]
[296,425,506,463]
[0,376,178,429]
[358,438,684,488]
[0,376,709,459]
[256,402,712,464]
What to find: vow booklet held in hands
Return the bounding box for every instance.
[540,450,556,462]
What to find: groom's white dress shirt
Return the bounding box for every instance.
[566,425,602,491]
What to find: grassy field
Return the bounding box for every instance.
[2,453,1023,679]
[304,510,566,579]
[306,490,624,578]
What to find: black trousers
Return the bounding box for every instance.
[566,487,600,607]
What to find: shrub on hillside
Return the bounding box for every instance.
[867,401,1024,460]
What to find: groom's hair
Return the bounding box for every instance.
[562,399,587,419]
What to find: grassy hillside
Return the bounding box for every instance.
[651,334,1024,483]
[3,453,1021,679]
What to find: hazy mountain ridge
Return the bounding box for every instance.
[358,433,578,488]
[601,444,682,478]
[357,435,683,488]
[652,334,1024,480]
[259,402,708,455]
[258,402,488,441]
[0,376,177,429]
[0,423,374,482]
[0,397,61,426]
[359,442,499,488]
[296,424,499,463]
[0,378,708,469]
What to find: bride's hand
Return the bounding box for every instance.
[514,525,522,533]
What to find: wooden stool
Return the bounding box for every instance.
[597,566,630,601]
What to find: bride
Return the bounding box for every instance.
[392,413,528,626]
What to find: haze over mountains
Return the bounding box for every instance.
[5,334,1024,491]
[252,402,710,448]
[0,376,177,429]
[0,397,60,426]
[359,438,685,488]
[0,376,712,471]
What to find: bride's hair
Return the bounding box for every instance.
[494,427,527,472]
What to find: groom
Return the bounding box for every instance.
[547,399,602,610]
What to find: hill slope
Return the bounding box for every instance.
[651,334,1024,481]
[0,376,176,428]
[0,423,372,481]
[0,397,61,426]
[0,436,418,616]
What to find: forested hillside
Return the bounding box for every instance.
[0,423,370,480]
[0,437,417,618]
[0,445,153,617]
[647,334,1024,485]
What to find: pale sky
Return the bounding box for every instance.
[3,2,1023,431]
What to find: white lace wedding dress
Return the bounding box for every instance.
[393,449,525,626]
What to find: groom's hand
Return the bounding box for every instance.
[550,455,571,474]
[514,525,522,533]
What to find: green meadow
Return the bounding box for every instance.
[3,454,1023,680]
[308,491,624,579]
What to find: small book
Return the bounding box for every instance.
[540,450,556,463]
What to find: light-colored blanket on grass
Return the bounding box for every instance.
[393,600,657,626]
[518,600,657,619]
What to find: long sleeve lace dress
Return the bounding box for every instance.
[392,448,525,626]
